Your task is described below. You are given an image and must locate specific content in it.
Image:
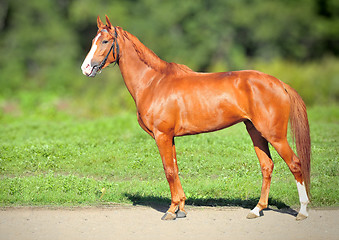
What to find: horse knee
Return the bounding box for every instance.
[261,163,274,178]
[164,167,176,181]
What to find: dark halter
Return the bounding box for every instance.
[98,27,119,70]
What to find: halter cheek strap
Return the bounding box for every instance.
[98,27,119,70]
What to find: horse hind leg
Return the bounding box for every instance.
[270,138,310,220]
[244,121,274,219]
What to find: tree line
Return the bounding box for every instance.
[0,0,338,112]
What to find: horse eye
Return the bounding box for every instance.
[102,40,109,44]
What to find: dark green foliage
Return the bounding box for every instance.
[0,0,339,117]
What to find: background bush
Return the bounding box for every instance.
[0,0,338,118]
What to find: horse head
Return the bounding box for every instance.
[81,16,119,77]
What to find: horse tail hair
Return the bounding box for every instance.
[284,83,311,198]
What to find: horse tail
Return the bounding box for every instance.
[284,83,311,198]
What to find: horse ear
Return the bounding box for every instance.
[97,16,105,29]
[105,15,112,29]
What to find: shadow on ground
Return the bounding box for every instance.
[124,193,298,217]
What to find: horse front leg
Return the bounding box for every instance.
[155,132,185,220]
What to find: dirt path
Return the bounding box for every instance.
[0,206,338,240]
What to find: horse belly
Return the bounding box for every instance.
[174,97,245,136]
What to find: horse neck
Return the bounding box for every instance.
[117,29,168,102]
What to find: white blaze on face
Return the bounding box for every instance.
[81,33,101,76]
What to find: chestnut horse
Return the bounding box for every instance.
[81,16,311,221]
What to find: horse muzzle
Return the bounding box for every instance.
[81,63,100,77]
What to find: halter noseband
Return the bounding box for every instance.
[98,27,119,70]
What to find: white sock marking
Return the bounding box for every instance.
[250,206,260,217]
[296,181,309,216]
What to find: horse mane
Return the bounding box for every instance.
[119,28,194,74]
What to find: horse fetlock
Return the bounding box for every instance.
[257,202,268,210]
[179,199,186,210]
[169,202,180,212]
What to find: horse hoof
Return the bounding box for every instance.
[176,210,187,218]
[161,212,176,220]
[246,212,259,219]
[296,213,308,221]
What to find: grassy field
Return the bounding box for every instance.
[0,105,338,209]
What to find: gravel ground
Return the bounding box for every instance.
[0,206,338,240]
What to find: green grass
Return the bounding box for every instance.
[0,106,338,208]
